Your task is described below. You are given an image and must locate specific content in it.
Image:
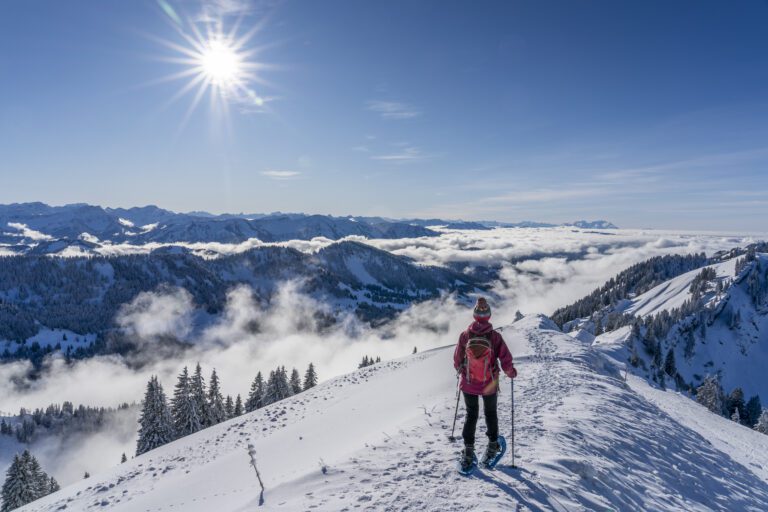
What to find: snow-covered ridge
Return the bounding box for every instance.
[21,316,768,511]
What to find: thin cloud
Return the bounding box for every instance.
[371,146,424,162]
[486,187,610,204]
[366,100,421,120]
[261,170,301,180]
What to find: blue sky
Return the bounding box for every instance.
[1,0,767,230]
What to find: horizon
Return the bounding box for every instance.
[2,1,768,230]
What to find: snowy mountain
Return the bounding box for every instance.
[564,220,618,230]
[19,315,768,511]
[0,241,482,357]
[0,203,438,250]
[556,244,768,424]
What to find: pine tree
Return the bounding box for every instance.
[1,454,33,512]
[83,472,90,479]
[755,410,768,434]
[264,370,278,406]
[225,395,234,419]
[412,346,417,354]
[190,363,210,428]
[731,408,741,423]
[1,450,54,511]
[48,476,59,493]
[663,348,676,377]
[171,366,201,438]
[234,394,243,417]
[121,453,127,464]
[290,368,302,394]
[696,376,725,415]
[303,363,317,390]
[245,372,265,412]
[746,395,762,427]
[726,387,746,422]
[136,376,174,456]
[207,369,227,426]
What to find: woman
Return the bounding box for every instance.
[453,297,517,472]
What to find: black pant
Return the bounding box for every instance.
[462,392,498,446]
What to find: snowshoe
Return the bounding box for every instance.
[481,435,507,470]
[457,446,478,476]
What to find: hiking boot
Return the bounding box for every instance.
[460,444,475,473]
[481,440,501,466]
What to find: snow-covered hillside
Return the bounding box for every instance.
[592,252,768,400]
[21,316,768,511]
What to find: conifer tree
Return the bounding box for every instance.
[225,395,234,419]
[136,376,174,456]
[755,410,768,434]
[121,453,128,464]
[746,395,762,427]
[413,346,417,354]
[726,387,746,422]
[234,394,244,417]
[207,369,227,425]
[245,372,265,412]
[696,376,725,415]
[663,348,676,377]
[731,408,741,423]
[1,454,33,512]
[303,363,317,390]
[190,363,210,428]
[171,366,201,438]
[48,476,59,494]
[290,368,302,394]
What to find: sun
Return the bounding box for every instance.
[149,4,272,127]
[199,38,242,87]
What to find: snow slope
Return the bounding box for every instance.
[21,316,768,511]
[620,257,736,318]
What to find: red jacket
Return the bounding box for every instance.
[453,321,516,395]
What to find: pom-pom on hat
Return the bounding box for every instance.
[473,297,491,321]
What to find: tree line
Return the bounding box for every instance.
[136,362,318,456]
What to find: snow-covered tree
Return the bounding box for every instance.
[47,476,59,494]
[234,394,243,417]
[120,453,127,464]
[224,395,234,419]
[245,372,265,412]
[1,450,55,512]
[726,387,746,422]
[170,366,201,438]
[207,369,227,426]
[190,363,210,428]
[290,368,302,395]
[303,363,317,390]
[696,376,725,415]
[136,376,174,456]
[83,472,90,479]
[1,454,34,512]
[755,410,768,434]
[731,408,741,423]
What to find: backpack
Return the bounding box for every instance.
[465,332,495,385]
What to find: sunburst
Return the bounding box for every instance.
[150,1,272,128]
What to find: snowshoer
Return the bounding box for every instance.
[454,297,517,473]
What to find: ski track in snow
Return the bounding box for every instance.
[20,317,768,512]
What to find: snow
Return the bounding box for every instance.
[117,218,134,228]
[22,315,768,511]
[621,258,737,318]
[2,329,96,353]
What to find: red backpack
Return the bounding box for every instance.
[465,332,495,386]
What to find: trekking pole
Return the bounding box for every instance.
[449,374,461,442]
[510,377,517,468]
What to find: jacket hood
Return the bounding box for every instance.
[468,321,494,335]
